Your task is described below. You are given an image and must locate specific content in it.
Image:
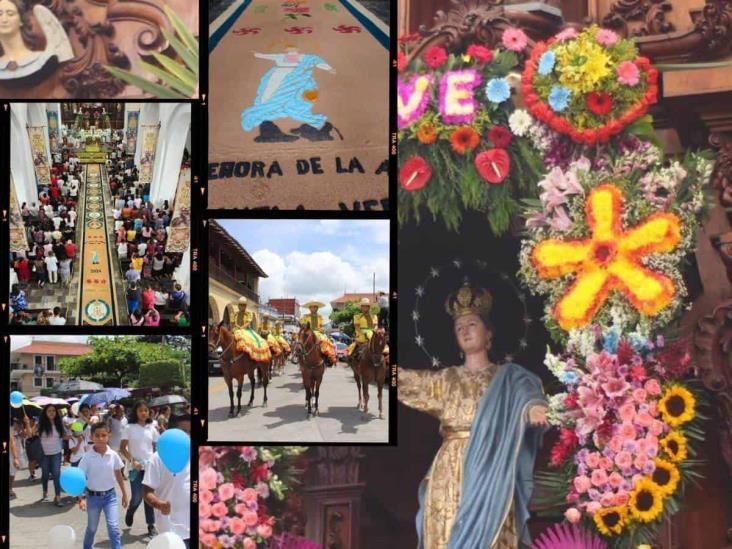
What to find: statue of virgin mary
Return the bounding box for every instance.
[398,279,549,549]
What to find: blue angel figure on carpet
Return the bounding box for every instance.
[398,279,549,548]
[241,46,339,142]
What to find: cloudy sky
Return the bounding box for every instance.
[11,335,90,350]
[216,220,390,316]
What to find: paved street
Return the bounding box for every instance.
[208,359,390,442]
[10,463,150,548]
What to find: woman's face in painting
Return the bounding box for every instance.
[454,313,492,355]
[0,0,21,38]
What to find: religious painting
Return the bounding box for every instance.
[126,109,139,154]
[46,109,59,152]
[139,123,160,186]
[27,125,50,186]
[167,168,191,253]
[208,0,389,210]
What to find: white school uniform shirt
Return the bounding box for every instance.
[69,434,86,463]
[143,453,190,539]
[122,422,159,463]
[108,416,128,450]
[79,447,124,492]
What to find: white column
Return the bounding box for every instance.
[134,103,160,166]
[174,247,191,298]
[10,105,39,208]
[27,103,51,167]
[149,103,191,207]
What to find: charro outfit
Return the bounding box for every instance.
[274,322,291,354]
[301,308,336,364]
[397,281,546,549]
[260,316,282,357]
[348,310,378,358]
[227,304,271,363]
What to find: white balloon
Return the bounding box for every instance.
[147,532,186,549]
[48,525,76,549]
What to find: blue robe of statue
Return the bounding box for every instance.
[413,363,546,549]
[241,53,331,131]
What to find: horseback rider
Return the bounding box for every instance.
[301,301,336,367]
[274,320,291,354]
[220,297,271,363]
[348,297,379,362]
[260,313,282,357]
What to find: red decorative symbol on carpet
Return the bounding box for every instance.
[284,26,313,34]
[232,27,262,35]
[333,24,361,33]
[284,6,310,13]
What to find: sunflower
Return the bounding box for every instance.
[629,478,664,522]
[659,385,696,427]
[416,122,438,145]
[650,458,681,497]
[450,127,480,155]
[593,505,627,536]
[660,431,688,462]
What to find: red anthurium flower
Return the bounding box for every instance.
[399,156,432,191]
[488,125,512,148]
[586,92,614,115]
[397,50,407,72]
[422,46,448,69]
[475,148,511,184]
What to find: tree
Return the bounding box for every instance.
[329,302,379,337]
[139,360,185,391]
[59,336,191,387]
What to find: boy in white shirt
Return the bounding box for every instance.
[143,414,191,548]
[78,423,128,549]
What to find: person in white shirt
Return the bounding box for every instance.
[33,404,70,506]
[119,401,159,539]
[49,306,67,325]
[143,414,191,548]
[52,215,62,230]
[44,252,59,284]
[69,426,86,467]
[107,404,128,452]
[78,423,128,549]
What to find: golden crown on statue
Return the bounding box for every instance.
[445,278,493,319]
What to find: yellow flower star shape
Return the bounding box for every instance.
[531,183,682,330]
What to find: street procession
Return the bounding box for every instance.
[207,219,391,442]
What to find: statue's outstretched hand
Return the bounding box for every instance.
[528,404,549,427]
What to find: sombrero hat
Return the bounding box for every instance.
[303,300,325,309]
[359,297,371,306]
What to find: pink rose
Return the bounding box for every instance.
[618,422,637,440]
[243,510,259,527]
[617,61,640,86]
[199,503,212,519]
[235,503,248,515]
[614,491,630,506]
[615,451,633,469]
[200,533,218,547]
[573,475,592,494]
[243,538,257,549]
[649,401,660,417]
[200,519,219,533]
[564,507,581,524]
[632,474,644,485]
[229,517,247,535]
[591,469,609,487]
[218,482,235,501]
[257,524,273,539]
[635,411,654,428]
[636,438,649,455]
[649,420,664,437]
[599,457,614,471]
[633,388,648,404]
[255,481,270,499]
[211,502,228,518]
[242,487,258,503]
[608,472,624,489]
[585,452,601,469]
[586,501,602,516]
[609,436,623,453]
[634,454,649,469]
[600,491,615,507]
[596,28,620,47]
[240,446,257,462]
[644,378,662,396]
[200,467,218,491]
[618,402,636,423]
[555,28,578,42]
[200,489,214,506]
[502,27,528,52]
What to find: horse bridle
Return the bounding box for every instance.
[212,327,247,365]
[297,330,323,370]
[364,331,385,369]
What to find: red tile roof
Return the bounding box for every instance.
[12,342,92,356]
[268,298,298,315]
[331,292,381,305]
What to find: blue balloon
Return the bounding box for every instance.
[10,391,24,408]
[60,467,86,496]
[157,429,190,474]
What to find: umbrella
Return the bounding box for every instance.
[147,395,187,407]
[56,379,104,393]
[30,396,70,407]
[80,388,131,407]
[10,399,42,418]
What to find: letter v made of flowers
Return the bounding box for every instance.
[530,184,682,330]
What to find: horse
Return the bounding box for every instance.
[296,324,326,418]
[348,329,387,420]
[208,323,269,417]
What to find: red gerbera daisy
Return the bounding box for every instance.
[397,50,407,72]
[450,127,480,155]
[466,44,493,65]
[586,92,614,115]
[423,46,448,69]
[488,125,512,148]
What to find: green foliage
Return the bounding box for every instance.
[329,302,379,336]
[139,360,185,390]
[59,337,190,387]
[104,6,198,99]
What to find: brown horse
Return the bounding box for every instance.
[348,329,387,420]
[296,325,326,418]
[208,323,269,417]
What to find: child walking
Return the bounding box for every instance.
[78,423,128,549]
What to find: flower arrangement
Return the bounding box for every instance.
[199,446,308,549]
[534,327,708,546]
[522,26,659,145]
[398,29,545,233]
[518,139,714,341]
